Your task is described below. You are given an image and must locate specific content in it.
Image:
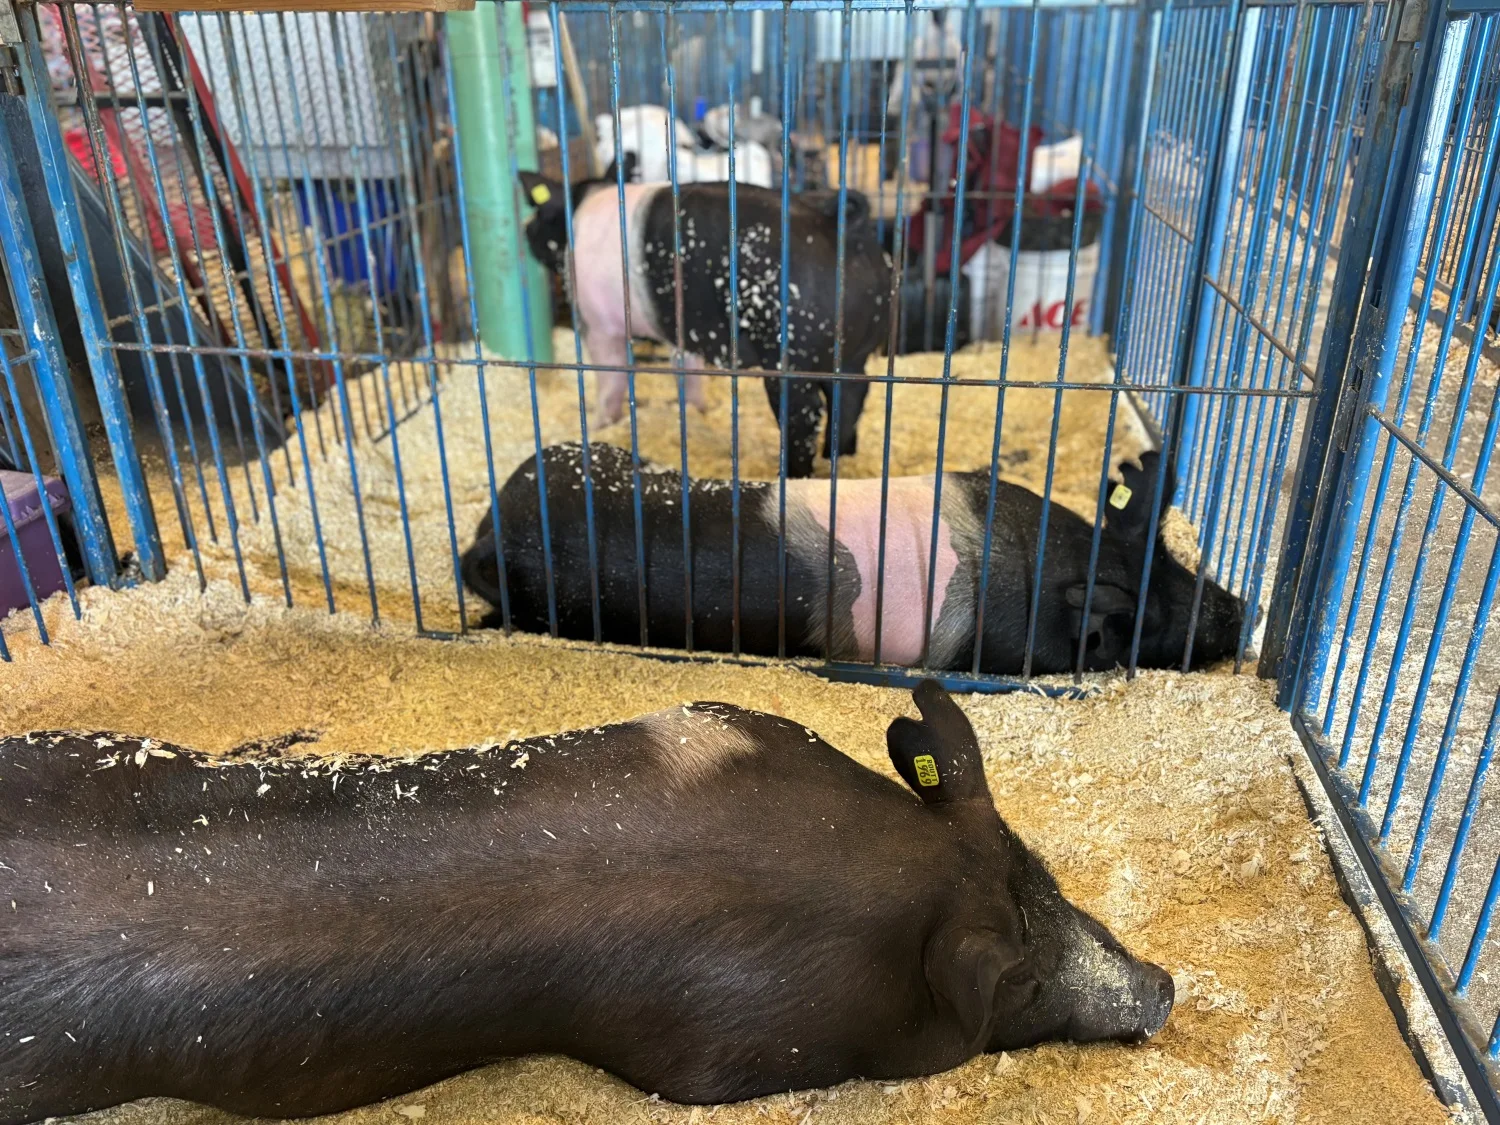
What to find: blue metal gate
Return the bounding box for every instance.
[0,0,154,659]
[1116,0,1385,677]
[1270,0,1500,1108]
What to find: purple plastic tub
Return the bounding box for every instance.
[1,470,70,618]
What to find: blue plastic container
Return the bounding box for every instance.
[292,179,405,299]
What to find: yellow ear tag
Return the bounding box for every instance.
[913,753,941,788]
[1109,483,1133,510]
[530,183,552,205]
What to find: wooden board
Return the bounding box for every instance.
[133,0,473,12]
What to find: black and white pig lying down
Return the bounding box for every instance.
[461,443,1247,674]
[517,164,891,479]
[0,683,1172,1122]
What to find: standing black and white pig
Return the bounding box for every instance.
[517,163,892,478]
[0,682,1172,1123]
[463,442,1246,674]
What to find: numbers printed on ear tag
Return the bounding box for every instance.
[530,184,552,205]
[913,754,941,788]
[1109,484,1133,510]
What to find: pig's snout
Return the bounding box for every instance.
[1131,963,1175,1040]
[1091,959,1174,1044]
[1048,929,1176,1046]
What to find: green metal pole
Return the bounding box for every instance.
[446,0,552,362]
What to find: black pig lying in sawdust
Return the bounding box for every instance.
[0,682,1171,1122]
[463,442,1247,673]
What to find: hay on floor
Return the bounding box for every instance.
[1,572,1454,1125]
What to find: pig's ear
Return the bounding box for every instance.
[1065,583,1137,616]
[925,926,1035,1052]
[603,150,638,183]
[1065,583,1139,652]
[1104,450,1173,543]
[886,679,990,805]
[518,171,562,209]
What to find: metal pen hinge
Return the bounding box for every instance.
[1335,360,1373,453]
[1334,289,1391,452]
[0,46,19,97]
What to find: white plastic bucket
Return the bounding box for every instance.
[964,239,1100,340]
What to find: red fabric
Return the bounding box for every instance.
[907,105,1102,274]
[63,127,123,180]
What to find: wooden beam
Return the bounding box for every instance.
[554,11,601,178]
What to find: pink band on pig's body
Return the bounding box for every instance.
[791,477,962,666]
[568,182,666,344]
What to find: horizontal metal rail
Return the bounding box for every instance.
[1140,196,1198,242]
[97,337,1317,396]
[1201,270,1322,383]
[1370,404,1500,535]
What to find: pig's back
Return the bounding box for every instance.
[0,715,928,922]
[0,718,955,1115]
[496,442,797,653]
[634,183,890,371]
